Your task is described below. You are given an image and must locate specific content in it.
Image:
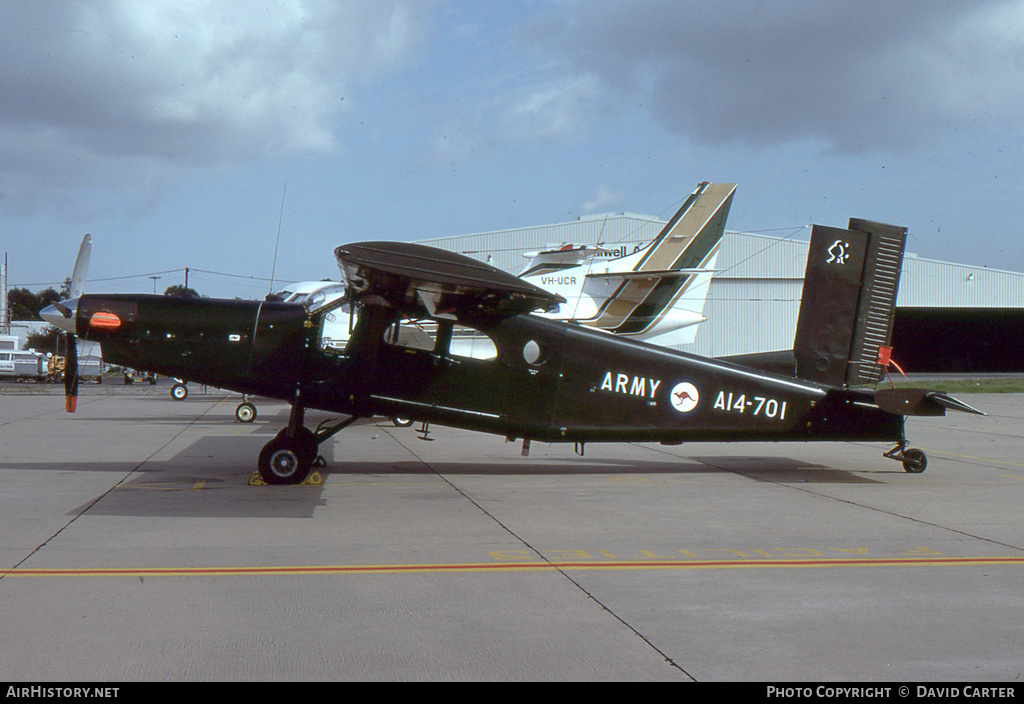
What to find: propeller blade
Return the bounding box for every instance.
[62,332,79,413]
[50,234,91,413]
[69,234,91,300]
[52,301,73,319]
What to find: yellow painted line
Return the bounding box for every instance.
[3,555,1024,578]
[116,481,206,491]
[927,449,1024,469]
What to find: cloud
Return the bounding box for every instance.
[427,73,600,167]
[500,74,600,142]
[579,184,625,214]
[0,1,437,214]
[520,0,1024,153]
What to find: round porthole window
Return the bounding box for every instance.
[523,340,546,365]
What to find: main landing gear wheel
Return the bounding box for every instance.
[235,401,257,423]
[170,383,188,400]
[257,428,317,485]
[391,416,413,427]
[254,405,357,486]
[901,448,928,474]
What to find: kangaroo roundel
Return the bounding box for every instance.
[670,382,700,414]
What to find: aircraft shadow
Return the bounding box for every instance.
[329,454,882,483]
[329,458,712,476]
[0,434,881,521]
[688,456,883,484]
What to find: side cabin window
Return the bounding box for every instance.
[384,318,498,361]
[449,324,498,361]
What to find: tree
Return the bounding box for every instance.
[163,284,200,298]
[26,326,60,354]
[7,287,61,320]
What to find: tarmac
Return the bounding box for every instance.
[1,381,1022,682]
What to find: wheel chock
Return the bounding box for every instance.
[247,471,323,486]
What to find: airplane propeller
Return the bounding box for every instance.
[40,234,91,413]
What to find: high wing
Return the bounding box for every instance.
[335,241,565,319]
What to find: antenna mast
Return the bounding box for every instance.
[268,182,287,294]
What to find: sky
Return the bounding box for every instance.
[3,0,1024,300]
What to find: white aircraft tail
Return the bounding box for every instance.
[578,182,735,343]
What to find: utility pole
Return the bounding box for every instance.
[1,253,8,335]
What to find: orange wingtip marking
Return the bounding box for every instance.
[90,311,122,329]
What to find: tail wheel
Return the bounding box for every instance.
[901,448,927,473]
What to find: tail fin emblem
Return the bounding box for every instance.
[827,240,850,265]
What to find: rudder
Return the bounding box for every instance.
[793,218,907,387]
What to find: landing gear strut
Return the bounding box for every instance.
[884,441,928,473]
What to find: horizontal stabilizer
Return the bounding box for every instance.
[926,391,986,416]
[874,387,986,417]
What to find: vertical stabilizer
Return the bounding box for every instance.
[587,182,736,334]
[636,182,736,272]
[793,219,907,387]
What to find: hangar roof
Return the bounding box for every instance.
[420,216,1024,308]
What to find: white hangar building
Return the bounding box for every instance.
[418,212,1024,371]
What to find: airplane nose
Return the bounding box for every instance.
[40,298,79,334]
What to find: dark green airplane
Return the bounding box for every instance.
[41,218,983,485]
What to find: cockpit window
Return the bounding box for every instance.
[318,301,355,353]
[305,284,347,312]
[269,283,347,311]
